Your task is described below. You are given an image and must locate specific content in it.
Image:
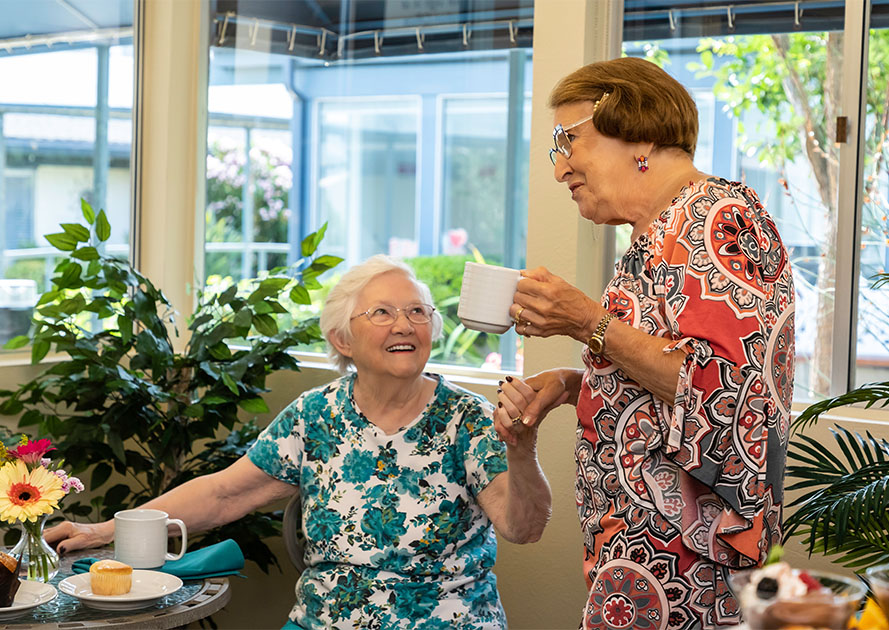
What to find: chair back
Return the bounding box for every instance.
[283,492,307,574]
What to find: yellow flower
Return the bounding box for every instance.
[853,597,889,630]
[0,460,65,523]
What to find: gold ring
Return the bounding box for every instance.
[511,415,523,425]
[513,306,525,326]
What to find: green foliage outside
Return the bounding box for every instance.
[0,200,342,572]
[691,31,889,396]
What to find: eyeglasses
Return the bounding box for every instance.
[549,92,610,165]
[350,303,435,326]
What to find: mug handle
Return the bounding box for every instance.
[165,518,188,561]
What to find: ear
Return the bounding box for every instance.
[328,329,353,360]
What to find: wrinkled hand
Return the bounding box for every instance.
[44,520,113,555]
[494,370,577,446]
[510,267,601,341]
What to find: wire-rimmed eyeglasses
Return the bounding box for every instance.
[350,303,436,326]
[548,92,610,165]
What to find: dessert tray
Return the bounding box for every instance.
[58,569,183,611]
[0,581,58,620]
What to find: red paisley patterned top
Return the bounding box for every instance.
[577,178,795,630]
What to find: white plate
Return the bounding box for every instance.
[0,581,58,620]
[58,569,183,611]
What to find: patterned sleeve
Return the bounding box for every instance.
[456,394,508,498]
[247,396,305,486]
[646,182,794,568]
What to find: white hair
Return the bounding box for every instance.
[320,254,443,372]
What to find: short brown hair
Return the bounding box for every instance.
[548,57,698,158]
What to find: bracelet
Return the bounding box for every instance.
[587,312,616,356]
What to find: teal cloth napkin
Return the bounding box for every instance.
[71,538,245,579]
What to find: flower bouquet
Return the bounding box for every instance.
[0,436,82,581]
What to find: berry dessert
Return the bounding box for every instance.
[736,561,864,630]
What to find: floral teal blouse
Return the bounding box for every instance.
[248,373,509,630]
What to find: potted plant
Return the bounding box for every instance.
[784,273,889,571]
[0,200,341,572]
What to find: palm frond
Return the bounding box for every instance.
[792,383,889,433]
[785,426,889,560]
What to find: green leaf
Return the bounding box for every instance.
[31,339,50,363]
[238,398,269,414]
[96,210,111,242]
[201,395,229,405]
[233,308,253,329]
[2,335,30,350]
[118,314,134,344]
[91,463,112,489]
[107,431,126,463]
[289,285,311,305]
[252,313,278,336]
[217,285,237,306]
[0,399,23,415]
[72,246,100,261]
[81,199,96,224]
[221,371,238,395]
[61,223,91,242]
[185,404,205,418]
[301,222,328,256]
[45,232,78,251]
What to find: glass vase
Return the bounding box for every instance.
[10,513,59,582]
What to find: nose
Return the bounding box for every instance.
[390,310,415,332]
[553,152,572,182]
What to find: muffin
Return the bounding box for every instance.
[89,559,133,595]
[0,552,21,607]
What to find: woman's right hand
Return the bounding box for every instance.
[44,520,114,555]
[494,368,582,446]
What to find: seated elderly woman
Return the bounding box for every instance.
[46,254,552,630]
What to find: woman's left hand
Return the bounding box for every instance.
[510,266,601,342]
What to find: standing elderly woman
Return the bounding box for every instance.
[47,254,552,630]
[496,57,795,629]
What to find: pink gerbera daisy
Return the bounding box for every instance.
[8,439,56,466]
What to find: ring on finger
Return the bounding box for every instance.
[511,415,523,425]
[513,306,525,326]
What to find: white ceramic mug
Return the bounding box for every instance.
[457,262,521,334]
[114,508,187,569]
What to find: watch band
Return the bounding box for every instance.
[587,312,616,355]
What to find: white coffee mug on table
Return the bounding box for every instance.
[114,508,187,569]
[457,262,521,334]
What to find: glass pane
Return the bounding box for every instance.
[205,1,533,371]
[624,11,844,400]
[0,3,133,348]
[857,7,889,387]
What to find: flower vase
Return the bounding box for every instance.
[10,513,59,582]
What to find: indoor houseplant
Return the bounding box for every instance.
[784,273,889,570]
[0,200,341,572]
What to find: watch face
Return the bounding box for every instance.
[589,338,604,354]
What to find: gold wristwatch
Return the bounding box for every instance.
[587,312,616,355]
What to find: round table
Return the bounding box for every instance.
[0,548,231,629]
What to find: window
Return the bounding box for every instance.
[0,1,134,347]
[204,1,533,371]
[622,1,881,401]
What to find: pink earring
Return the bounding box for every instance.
[635,155,649,172]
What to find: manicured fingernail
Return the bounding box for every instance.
[498,380,504,385]
[496,388,502,394]
[497,402,502,408]
[505,376,513,382]
[523,417,532,425]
